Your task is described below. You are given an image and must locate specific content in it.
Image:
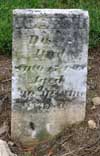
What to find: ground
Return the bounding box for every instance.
[0,46,100,156]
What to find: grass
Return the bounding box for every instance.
[0,0,100,55]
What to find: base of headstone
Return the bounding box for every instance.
[11,103,85,144]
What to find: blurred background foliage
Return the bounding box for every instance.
[0,0,100,55]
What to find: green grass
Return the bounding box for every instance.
[0,0,100,55]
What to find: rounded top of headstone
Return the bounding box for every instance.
[13,9,88,17]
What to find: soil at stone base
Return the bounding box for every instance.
[0,46,100,156]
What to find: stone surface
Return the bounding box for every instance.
[0,122,8,136]
[88,120,97,129]
[12,9,89,144]
[0,140,17,156]
[92,97,100,106]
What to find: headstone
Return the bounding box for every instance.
[12,9,89,144]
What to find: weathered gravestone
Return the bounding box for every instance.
[12,9,89,144]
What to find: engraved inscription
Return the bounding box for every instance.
[14,89,85,112]
[14,14,88,30]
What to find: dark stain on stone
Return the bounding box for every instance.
[46,50,54,59]
[29,122,35,130]
[15,29,22,39]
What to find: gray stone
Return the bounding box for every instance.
[12,9,89,144]
[92,97,100,106]
[88,120,97,129]
[0,122,8,136]
[0,140,17,156]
